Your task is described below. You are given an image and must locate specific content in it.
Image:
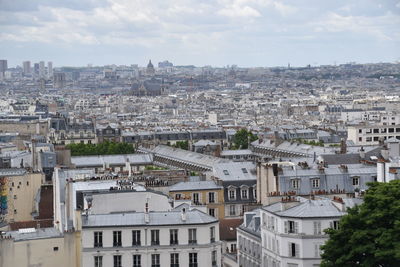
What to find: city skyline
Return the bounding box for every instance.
[1,0,400,67]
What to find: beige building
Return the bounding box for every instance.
[0,228,80,267]
[0,170,44,224]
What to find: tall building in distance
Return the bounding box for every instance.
[0,60,7,79]
[47,61,53,78]
[39,61,45,78]
[34,63,40,77]
[23,61,31,75]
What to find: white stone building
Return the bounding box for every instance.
[81,208,221,267]
[259,197,361,267]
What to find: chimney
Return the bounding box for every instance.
[144,202,150,223]
[31,139,37,171]
[340,138,347,154]
[359,146,365,160]
[381,145,389,160]
[181,208,187,222]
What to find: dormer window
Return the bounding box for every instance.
[223,170,229,175]
[228,189,236,200]
[241,189,248,199]
[241,168,248,174]
[290,179,300,189]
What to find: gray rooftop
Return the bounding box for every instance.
[71,153,153,167]
[263,198,362,218]
[82,209,217,227]
[169,180,222,192]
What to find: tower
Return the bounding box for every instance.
[47,61,53,78]
[23,61,31,75]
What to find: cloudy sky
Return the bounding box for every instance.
[1,0,400,67]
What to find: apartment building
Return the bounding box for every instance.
[237,210,262,267]
[169,180,225,219]
[347,124,400,145]
[81,209,221,267]
[259,197,362,267]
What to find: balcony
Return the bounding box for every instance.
[188,240,197,245]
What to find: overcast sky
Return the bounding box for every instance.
[1,0,400,67]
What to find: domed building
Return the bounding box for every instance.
[146,60,155,76]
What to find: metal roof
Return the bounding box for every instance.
[82,209,217,227]
[71,154,153,167]
[169,180,222,191]
[263,199,348,218]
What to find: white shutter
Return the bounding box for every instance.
[284,221,288,233]
[288,242,292,257]
[314,243,319,257]
[313,221,317,235]
[295,243,300,258]
[329,221,333,229]
[294,222,299,234]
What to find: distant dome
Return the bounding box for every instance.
[147,60,154,69]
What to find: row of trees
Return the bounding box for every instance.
[66,141,135,156]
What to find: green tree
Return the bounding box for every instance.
[66,141,135,156]
[232,129,258,149]
[321,180,400,267]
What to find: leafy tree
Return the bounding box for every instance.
[232,129,258,149]
[66,141,135,156]
[321,180,400,267]
[172,140,189,150]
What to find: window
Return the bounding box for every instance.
[241,168,248,174]
[352,177,360,186]
[53,246,59,251]
[192,193,199,204]
[94,256,103,267]
[170,229,178,245]
[189,253,198,267]
[170,253,179,267]
[313,221,321,235]
[289,242,299,257]
[132,230,141,246]
[94,231,103,247]
[212,250,217,266]
[223,170,229,175]
[285,220,298,234]
[133,255,141,267]
[314,243,322,258]
[208,192,215,203]
[228,189,236,200]
[113,255,122,267]
[113,231,122,247]
[188,229,197,244]
[373,129,379,133]
[175,193,181,200]
[209,208,215,217]
[241,189,248,199]
[151,230,160,245]
[311,178,320,188]
[231,243,237,252]
[13,195,17,199]
[366,137,372,142]
[229,205,236,216]
[151,254,160,267]
[210,226,215,243]
[331,220,340,230]
[290,179,300,189]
